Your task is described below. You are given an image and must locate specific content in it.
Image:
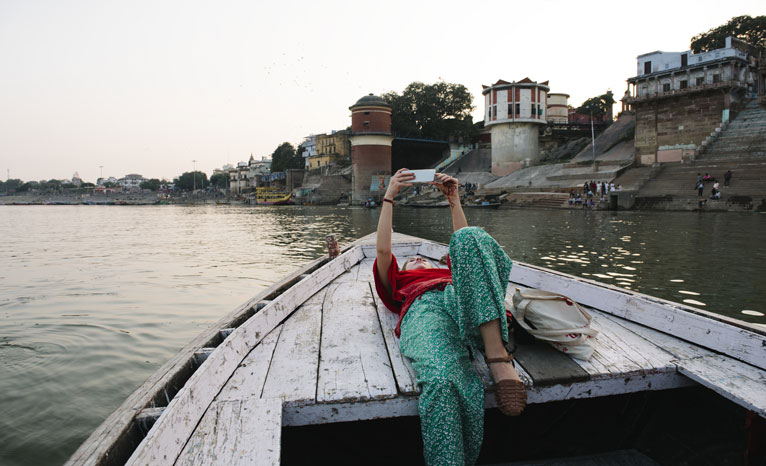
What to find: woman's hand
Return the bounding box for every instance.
[385,168,415,199]
[433,173,459,200]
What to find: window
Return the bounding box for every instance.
[488,107,491,118]
[680,80,688,89]
[515,103,520,115]
[644,61,652,74]
[712,74,721,84]
[681,54,688,67]
[662,83,671,92]
[531,104,535,115]
[493,105,497,118]
[696,76,704,86]
[508,104,513,116]
[539,106,543,116]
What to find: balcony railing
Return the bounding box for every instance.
[624,80,747,103]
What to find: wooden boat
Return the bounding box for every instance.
[255,187,294,205]
[464,202,501,209]
[66,233,766,466]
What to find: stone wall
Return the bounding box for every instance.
[633,89,745,165]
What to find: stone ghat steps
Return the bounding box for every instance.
[701,103,766,160]
[502,193,571,209]
[611,166,656,191]
[636,158,766,199]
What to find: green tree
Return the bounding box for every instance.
[140,178,161,191]
[209,173,228,189]
[1,178,24,193]
[270,142,302,173]
[691,15,766,53]
[383,81,474,141]
[175,171,209,191]
[576,91,615,120]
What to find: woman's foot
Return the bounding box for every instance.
[485,352,527,416]
[485,352,521,384]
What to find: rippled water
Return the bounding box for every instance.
[0,205,764,466]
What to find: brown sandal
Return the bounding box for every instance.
[486,355,527,416]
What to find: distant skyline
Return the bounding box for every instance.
[1,0,764,182]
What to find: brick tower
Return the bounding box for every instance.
[349,94,393,203]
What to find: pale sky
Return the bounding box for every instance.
[1,0,764,182]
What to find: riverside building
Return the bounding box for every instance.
[348,94,393,203]
[482,78,549,176]
[624,36,764,165]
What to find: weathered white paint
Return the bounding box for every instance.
[261,290,325,402]
[126,246,365,466]
[677,355,766,418]
[217,328,281,402]
[369,282,419,395]
[317,280,398,403]
[510,262,766,371]
[575,309,677,378]
[175,398,282,466]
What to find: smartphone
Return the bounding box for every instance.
[404,169,436,183]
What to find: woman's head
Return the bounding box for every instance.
[401,256,435,271]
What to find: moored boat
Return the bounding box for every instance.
[66,232,766,466]
[256,187,294,205]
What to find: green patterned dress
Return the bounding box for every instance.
[399,227,513,465]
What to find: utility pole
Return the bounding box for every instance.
[192,160,197,192]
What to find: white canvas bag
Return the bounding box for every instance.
[507,287,598,360]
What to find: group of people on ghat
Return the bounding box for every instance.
[696,170,732,200]
[374,168,525,465]
[568,180,621,208]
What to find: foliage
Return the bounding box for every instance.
[575,91,615,119]
[81,182,96,188]
[0,179,24,193]
[209,173,228,189]
[382,81,474,142]
[691,15,766,53]
[270,142,302,173]
[140,178,162,191]
[102,181,117,188]
[175,171,209,191]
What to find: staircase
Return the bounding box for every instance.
[501,192,571,209]
[702,100,766,159]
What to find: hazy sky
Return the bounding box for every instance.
[1,0,764,182]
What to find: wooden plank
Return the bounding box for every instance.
[66,251,335,466]
[417,241,449,261]
[332,263,360,283]
[369,282,419,395]
[361,242,420,259]
[574,310,678,379]
[513,341,591,386]
[217,328,281,402]
[510,263,766,371]
[356,258,375,282]
[676,355,766,418]
[126,245,365,466]
[282,371,692,427]
[317,280,398,403]
[261,290,325,402]
[175,398,282,466]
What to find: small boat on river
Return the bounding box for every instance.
[67,233,766,466]
[255,187,294,205]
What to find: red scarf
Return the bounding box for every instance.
[373,255,452,337]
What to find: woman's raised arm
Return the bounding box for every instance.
[434,172,468,231]
[375,168,414,294]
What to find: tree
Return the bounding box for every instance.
[383,81,475,141]
[576,91,615,120]
[175,171,209,191]
[691,15,766,53]
[140,179,161,191]
[270,142,302,173]
[209,173,228,189]
[1,178,24,193]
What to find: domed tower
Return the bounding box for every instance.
[349,94,393,203]
[483,78,549,176]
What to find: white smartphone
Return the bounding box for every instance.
[404,169,436,183]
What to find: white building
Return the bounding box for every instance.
[628,36,758,100]
[299,135,317,168]
[483,78,549,176]
[118,174,145,191]
[546,93,569,124]
[228,156,271,195]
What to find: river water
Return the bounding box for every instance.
[1,205,764,466]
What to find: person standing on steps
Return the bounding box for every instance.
[724,170,732,187]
